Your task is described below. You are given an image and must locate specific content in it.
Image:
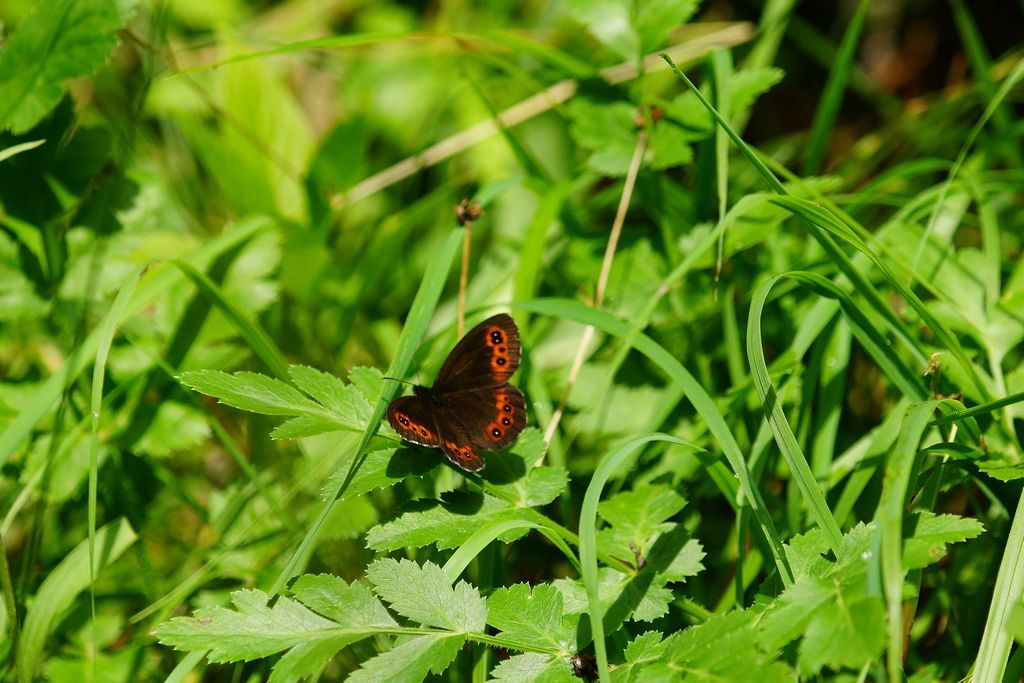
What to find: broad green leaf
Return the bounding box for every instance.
[348,634,464,683]
[638,611,791,682]
[289,365,368,421]
[612,631,665,682]
[0,0,134,133]
[598,484,686,558]
[17,518,137,683]
[290,574,397,628]
[758,524,885,674]
[272,414,354,439]
[177,370,320,417]
[365,491,534,552]
[491,653,575,682]
[903,512,985,570]
[567,0,698,62]
[487,584,579,651]
[365,558,486,632]
[155,589,358,663]
[729,67,785,114]
[488,429,568,506]
[135,401,210,457]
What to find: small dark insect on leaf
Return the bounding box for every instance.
[455,198,483,227]
[571,653,599,680]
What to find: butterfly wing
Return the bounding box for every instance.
[443,385,527,450]
[433,314,521,391]
[386,395,441,447]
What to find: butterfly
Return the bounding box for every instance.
[386,313,527,472]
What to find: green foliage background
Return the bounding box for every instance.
[1,0,1023,681]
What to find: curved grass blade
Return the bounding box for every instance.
[442,518,580,583]
[515,298,794,587]
[579,433,690,683]
[747,276,843,553]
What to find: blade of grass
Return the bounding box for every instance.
[442,519,580,582]
[802,0,869,175]
[269,229,464,595]
[747,275,843,553]
[172,260,290,380]
[878,401,936,682]
[87,265,144,675]
[579,433,691,683]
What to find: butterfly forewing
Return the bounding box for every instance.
[387,396,441,447]
[434,314,521,391]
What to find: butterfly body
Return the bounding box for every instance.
[387,314,526,472]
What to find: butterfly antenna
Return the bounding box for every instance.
[381,376,415,387]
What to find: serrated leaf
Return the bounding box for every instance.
[758,524,885,675]
[902,512,985,570]
[567,0,698,62]
[290,575,397,629]
[155,589,353,663]
[271,414,351,439]
[365,559,486,633]
[349,366,385,404]
[487,584,579,652]
[488,429,567,506]
[490,653,574,682]
[612,631,665,682]
[348,634,464,683]
[0,0,134,133]
[729,67,785,114]
[289,364,370,423]
[599,485,686,551]
[337,446,440,500]
[639,611,791,683]
[177,369,318,416]
[366,491,533,552]
[555,567,672,628]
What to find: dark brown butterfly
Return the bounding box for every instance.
[386,313,526,472]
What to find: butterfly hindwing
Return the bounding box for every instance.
[430,407,486,472]
[442,385,527,449]
[434,314,521,390]
[386,395,441,447]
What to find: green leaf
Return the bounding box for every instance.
[365,558,487,632]
[567,0,698,62]
[348,634,464,683]
[612,631,665,682]
[758,525,885,674]
[639,611,792,682]
[155,589,351,663]
[0,0,134,133]
[289,364,369,422]
[177,369,320,417]
[487,583,579,651]
[365,491,534,552]
[729,67,785,115]
[491,653,575,682]
[290,574,397,629]
[598,484,686,559]
[488,429,568,506]
[18,519,137,683]
[135,401,210,457]
[903,512,985,570]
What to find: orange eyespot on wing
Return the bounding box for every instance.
[480,386,526,448]
[434,313,521,390]
[386,396,440,447]
[441,438,484,472]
